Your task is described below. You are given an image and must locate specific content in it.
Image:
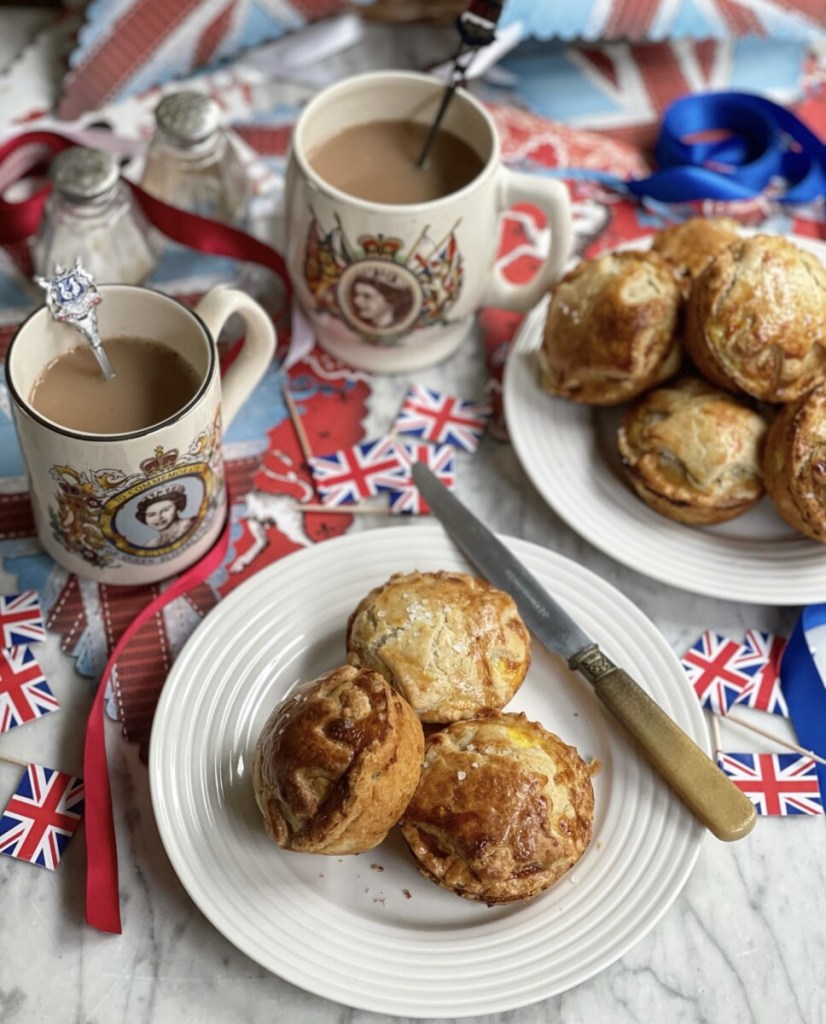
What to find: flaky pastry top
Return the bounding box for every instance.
[346,570,530,723]
[618,377,768,524]
[684,234,826,402]
[538,249,682,404]
[400,713,598,903]
[252,663,424,855]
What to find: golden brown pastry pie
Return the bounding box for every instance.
[400,712,598,904]
[618,377,769,525]
[252,664,424,855]
[684,234,826,402]
[538,249,682,405]
[346,570,530,724]
[651,216,740,297]
[763,383,826,542]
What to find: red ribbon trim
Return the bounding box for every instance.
[85,510,232,934]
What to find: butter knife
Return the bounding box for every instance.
[412,462,757,842]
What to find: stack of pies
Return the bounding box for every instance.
[252,570,599,905]
[538,219,826,538]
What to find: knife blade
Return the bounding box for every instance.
[412,462,756,842]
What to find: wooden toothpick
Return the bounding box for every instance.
[710,713,722,759]
[281,381,315,467]
[725,712,826,766]
[299,503,393,515]
[0,751,30,770]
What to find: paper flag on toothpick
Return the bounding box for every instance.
[0,645,59,734]
[735,630,789,717]
[0,763,85,870]
[389,441,456,515]
[680,631,753,715]
[394,385,493,454]
[716,752,824,816]
[308,437,408,506]
[0,591,45,649]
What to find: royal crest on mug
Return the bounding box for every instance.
[6,284,275,585]
[285,71,571,373]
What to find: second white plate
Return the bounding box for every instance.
[504,233,826,605]
[150,525,706,1017]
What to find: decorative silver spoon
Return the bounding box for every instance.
[35,257,116,380]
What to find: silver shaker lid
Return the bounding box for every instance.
[155,91,221,146]
[50,147,120,202]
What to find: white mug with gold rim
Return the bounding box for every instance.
[6,284,275,585]
[285,69,572,373]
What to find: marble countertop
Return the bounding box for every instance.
[1,14,824,1024]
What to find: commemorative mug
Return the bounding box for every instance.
[285,70,572,373]
[6,283,276,585]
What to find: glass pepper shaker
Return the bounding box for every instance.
[139,90,250,227]
[32,146,162,286]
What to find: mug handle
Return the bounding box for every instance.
[194,285,276,429]
[484,170,572,311]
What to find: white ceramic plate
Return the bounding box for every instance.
[504,233,826,605]
[150,525,706,1018]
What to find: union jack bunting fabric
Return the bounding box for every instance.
[308,436,408,506]
[0,591,45,649]
[394,385,493,454]
[735,630,789,717]
[716,752,824,817]
[501,0,824,42]
[0,764,85,870]
[680,631,753,715]
[389,441,456,515]
[0,645,59,734]
[58,0,347,119]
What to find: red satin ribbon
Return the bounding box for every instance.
[85,511,232,934]
[0,130,289,935]
[0,130,292,321]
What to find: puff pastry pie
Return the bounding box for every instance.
[252,664,424,855]
[618,377,768,525]
[400,713,598,904]
[684,234,826,402]
[346,570,530,724]
[763,383,826,542]
[651,216,740,297]
[538,249,682,405]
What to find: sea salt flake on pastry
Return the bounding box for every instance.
[346,570,531,724]
[400,712,598,904]
[252,664,424,855]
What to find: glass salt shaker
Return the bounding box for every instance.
[32,146,161,286]
[139,90,250,227]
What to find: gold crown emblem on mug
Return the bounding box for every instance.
[357,234,403,261]
[140,446,180,477]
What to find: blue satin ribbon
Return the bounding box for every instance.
[780,604,826,799]
[626,92,826,204]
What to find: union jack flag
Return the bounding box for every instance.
[394,385,493,454]
[735,630,789,717]
[0,645,59,734]
[308,437,408,506]
[0,591,45,648]
[389,441,456,515]
[0,763,85,870]
[716,752,824,817]
[680,631,753,715]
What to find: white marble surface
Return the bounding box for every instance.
[1,14,824,1024]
